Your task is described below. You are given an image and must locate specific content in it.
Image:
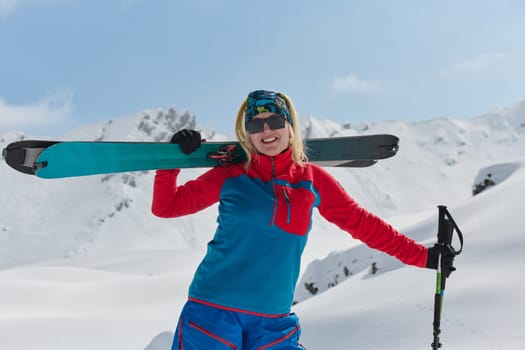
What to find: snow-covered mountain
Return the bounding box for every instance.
[1,99,524,349]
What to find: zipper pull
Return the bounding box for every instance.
[282,188,290,203]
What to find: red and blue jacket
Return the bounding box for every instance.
[152,149,428,316]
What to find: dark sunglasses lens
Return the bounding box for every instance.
[246,114,286,134]
[246,120,263,134]
[267,115,286,129]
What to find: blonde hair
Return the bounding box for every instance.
[235,92,307,167]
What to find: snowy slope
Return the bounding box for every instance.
[0,99,524,349]
[297,160,525,349]
[0,160,523,350]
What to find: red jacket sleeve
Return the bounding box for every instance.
[312,165,428,268]
[151,167,228,218]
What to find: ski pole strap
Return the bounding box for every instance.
[437,205,464,256]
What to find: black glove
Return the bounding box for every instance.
[170,129,201,155]
[426,244,456,278]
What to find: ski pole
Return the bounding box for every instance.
[431,205,464,349]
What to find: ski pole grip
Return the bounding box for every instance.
[437,206,454,245]
[437,205,464,255]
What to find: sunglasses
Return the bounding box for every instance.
[245,114,287,134]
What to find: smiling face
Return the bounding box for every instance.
[247,112,291,156]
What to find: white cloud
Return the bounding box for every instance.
[0,0,65,18]
[0,0,18,17]
[439,53,514,77]
[332,73,384,93]
[0,90,74,131]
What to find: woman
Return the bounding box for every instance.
[152,90,452,349]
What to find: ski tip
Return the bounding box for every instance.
[3,146,36,175]
[2,140,58,176]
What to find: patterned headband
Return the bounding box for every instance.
[245,90,292,126]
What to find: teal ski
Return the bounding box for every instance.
[3,135,399,179]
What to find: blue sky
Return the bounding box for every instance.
[1,0,525,136]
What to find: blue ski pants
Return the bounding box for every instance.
[172,300,305,349]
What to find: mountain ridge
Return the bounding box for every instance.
[1,99,524,270]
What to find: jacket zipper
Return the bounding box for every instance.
[270,157,292,226]
[270,157,278,226]
[282,188,291,224]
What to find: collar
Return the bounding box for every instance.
[248,148,295,179]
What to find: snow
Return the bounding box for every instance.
[298,160,525,349]
[1,101,525,349]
